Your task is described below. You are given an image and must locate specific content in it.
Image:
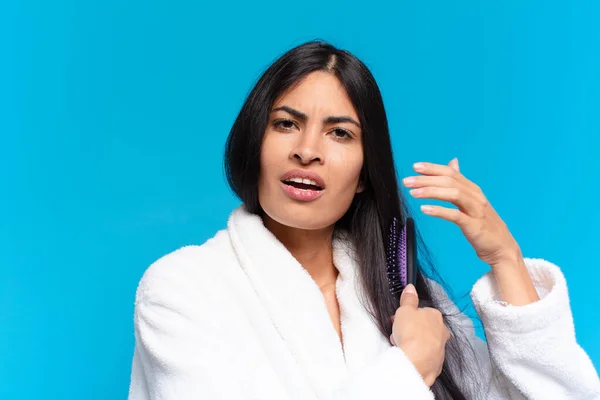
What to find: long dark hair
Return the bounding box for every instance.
[224,40,485,399]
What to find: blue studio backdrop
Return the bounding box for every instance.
[2,0,599,398]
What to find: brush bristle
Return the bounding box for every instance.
[386,217,408,298]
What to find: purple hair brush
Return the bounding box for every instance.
[386,217,417,302]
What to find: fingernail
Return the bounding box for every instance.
[403,177,415,186]
[421,205,433,213]
[410,189,422,196]
[413,162,425,171]
[404,284,416,294]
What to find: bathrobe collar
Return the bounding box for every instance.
[227,206,389,397]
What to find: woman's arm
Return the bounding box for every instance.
[430,258,600,399]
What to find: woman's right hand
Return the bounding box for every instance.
[390,284,450,387]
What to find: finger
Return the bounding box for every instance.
[420,205,472,226]
[403,175,487,210]
[403,175,469,190]
[399,284,419,309]
[448,157,459,172]
[413,162,480,193]
[403,175,482,202]
[410,186,482,217]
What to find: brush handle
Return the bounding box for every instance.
[405,218,417,287]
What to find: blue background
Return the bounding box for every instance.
[2,0,599,398]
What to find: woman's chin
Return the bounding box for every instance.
[261,205,337,232]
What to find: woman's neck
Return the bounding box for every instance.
[263,215,338,290]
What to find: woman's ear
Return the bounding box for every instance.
[356,169,366,193]
[356,181,365,193]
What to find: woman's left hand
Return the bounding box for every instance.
[403,158,520,268]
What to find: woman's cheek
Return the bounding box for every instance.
[330,149,363,189]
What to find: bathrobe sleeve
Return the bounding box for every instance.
[431,258,600,399]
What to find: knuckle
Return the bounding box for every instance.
[444,327,451,341]
[450,188,461,201]
[436,311,445,324]
[450,209,461,222]
[479,195,490,208]
[424,307,437,316]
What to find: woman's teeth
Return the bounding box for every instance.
[287,177,318,186]
[283,178,323,190]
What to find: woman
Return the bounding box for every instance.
[127,41,599,399]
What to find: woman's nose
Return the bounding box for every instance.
[290,131,324,165]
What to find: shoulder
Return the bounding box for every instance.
[134,228,236,307]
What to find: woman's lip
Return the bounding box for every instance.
[280,181,325,202]
[280,169,326,189]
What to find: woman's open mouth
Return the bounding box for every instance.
[281,179,324,201]
[283,177,323,191]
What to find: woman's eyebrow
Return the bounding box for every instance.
[271,106,307,121]
[271,106,361,128]
[323,115,360,128]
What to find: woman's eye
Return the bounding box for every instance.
[274,119,296,130]
[332,128,352,140]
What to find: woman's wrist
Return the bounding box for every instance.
[490,248,540,306]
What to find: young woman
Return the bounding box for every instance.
[127,41,599,399]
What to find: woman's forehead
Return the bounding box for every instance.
[272,72,358,119]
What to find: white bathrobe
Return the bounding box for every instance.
[128,206,600,399]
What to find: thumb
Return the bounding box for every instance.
[399,284,419,309]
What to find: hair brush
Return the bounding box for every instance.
[386,217,417,303]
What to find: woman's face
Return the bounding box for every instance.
[258,71,364,231]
